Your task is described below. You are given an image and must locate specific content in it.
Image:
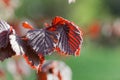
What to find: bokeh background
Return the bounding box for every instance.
[1,0,120,80]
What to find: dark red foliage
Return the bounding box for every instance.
[0,16,83,72]
[51,16,83,56]
[0,20,16,61]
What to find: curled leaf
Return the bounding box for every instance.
[52,16,83,56]
[0,20,25,61]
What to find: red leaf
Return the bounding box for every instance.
[52,16,83,56]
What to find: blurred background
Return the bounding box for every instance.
[1,0,120,80]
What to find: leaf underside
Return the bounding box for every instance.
[26,29,57,55]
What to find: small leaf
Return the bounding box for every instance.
[22,38,44,69]
[52,16,83,56]
[0,20,25,61]
[0,20,15,61]
[26,29,57,55]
